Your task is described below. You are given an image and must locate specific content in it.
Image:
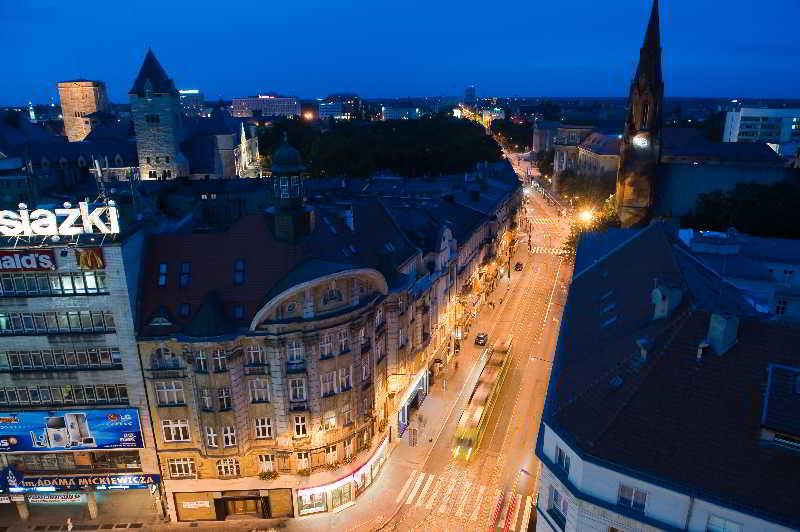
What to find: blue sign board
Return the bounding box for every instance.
[1,466,160,492]
[0,408,143,452]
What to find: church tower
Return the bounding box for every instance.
[129,49,187,180]
[616,0,664,227]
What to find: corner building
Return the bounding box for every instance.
[138,142,418,521]
[0,211,161,524]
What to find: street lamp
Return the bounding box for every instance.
[578,209,595,225]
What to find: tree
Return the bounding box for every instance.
[562,195,621,262]
[537,149,555,177]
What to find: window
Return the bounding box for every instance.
[218,387,232,410]
[338,329,350,353]
[289,378,306,401]
[375,341,384,361]
[161,419,190,442]
[157,263,168,286]
[707,515,743,532]
[617,484,647,513]
[168,458,196,478]
[233,305,245,319]
[249,378,270,402]
[216,458,239,477]
[776,299,788,316]
[342,403,353,426]
[0,347,121,372]
[247,345,267,365]
[287,340,304,362]
[296,451,309,470]
[323,410,336,430]
[255,417,273,439]
[258,454,274,473]
[0,272,107,297]
[640,102,650,129]
[321,372,336,396]
[325,445,337,465]
[339,366,352,391]
[233,259,246,285]
[548,485,568,530]
[155,381,185,406]
[212,350,227,372]
[205,426,218,448]
[344,438,354,459]
[362,355,371,382]
[398,328,406,348]
[320,334,333,357]
[195,351,207,372]
[375,307,384,328]
[294,415,307,437]
[178,303,191,317]
[0,311,115,336]
[179,262,191,287]
[223,426,237,447]
[555,446,570,475]
[199,387,212,411]
[783,269,796,285]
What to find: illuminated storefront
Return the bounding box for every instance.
[397,368,429,437]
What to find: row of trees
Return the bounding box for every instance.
[258,116,502,178]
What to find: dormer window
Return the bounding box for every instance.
[323,282,343,305]
[233,259,246,285]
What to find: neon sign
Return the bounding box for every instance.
[0,202,119,238]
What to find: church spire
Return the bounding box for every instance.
[635,0,662,90]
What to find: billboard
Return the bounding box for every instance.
[0,249,56,272]
[0,408,142,452]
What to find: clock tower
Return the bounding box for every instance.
[616,0,663,227]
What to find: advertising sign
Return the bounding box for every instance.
[75,247,105,270]
[28,493,84,504]
[0,202,119,237]
[0,249,56,272]
[182,500,211,509]
[0,408,142,453]
[1,467,160,492]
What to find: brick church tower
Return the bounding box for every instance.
[129,49,187,180]
[615,0,663,227]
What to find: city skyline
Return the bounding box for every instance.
[3,0,799,105]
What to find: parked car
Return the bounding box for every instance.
[474,333,488,346]
[514,262,524,271]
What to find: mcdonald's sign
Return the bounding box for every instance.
[75,247,105,270]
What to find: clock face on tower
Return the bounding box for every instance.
[632,133,650,149]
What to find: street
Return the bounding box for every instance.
[378,189,572,532]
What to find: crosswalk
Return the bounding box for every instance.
[394,470,534,531]
[528,217,558,225]
[529,246,563,255]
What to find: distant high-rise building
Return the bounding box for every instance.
[464,85,476,106]
[319,93,363,120]
[129,49,188,180]
[723,107,800,156]
[57,80,111,142]
[178,89,205,116]
[230,95,300,118]
[381,106,422,121]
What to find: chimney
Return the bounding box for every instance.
[651,282,683,320]
[707,313,739,355]
[696,340,709,363]
[636,337,653,361]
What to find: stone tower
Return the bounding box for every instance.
[615,0,664,227]
[129,49,187,180]
[57,80,111,142]
[267,135,315,241]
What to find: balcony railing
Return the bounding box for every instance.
[147,358,188,378]
[289,400,308,412]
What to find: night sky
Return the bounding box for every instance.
[3,0,799,105]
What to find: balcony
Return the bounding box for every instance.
[289,400,308,412]
[147,358,188,379]
[244,364,269,376]
[287,361,306,374]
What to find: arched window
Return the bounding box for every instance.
[640,103,650,130]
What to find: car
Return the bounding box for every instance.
[514,262,524,271]
[474,333,488,346]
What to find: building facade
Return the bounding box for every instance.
[129,50,189,180]
[319,94,362,121]
[575,132,621,178]
[0,204,161,525]
[230,96,300,118]
[57,80,112,142]
[381,106,422,121]
[723,107,800,156]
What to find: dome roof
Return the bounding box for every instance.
[271,135,305,175]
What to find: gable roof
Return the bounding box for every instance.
[544,222,800,527]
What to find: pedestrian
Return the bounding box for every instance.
[66,517,73,532]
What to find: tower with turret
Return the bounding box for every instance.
[129,49,187,180]
[616,0,664,227]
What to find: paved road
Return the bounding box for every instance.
[381,190,572,532]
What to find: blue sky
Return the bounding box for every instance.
[3,0,799,105]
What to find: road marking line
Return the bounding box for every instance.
[405,472,426,505]
[415,473,435,507]
[469,485,487,521]
[454,481,473,518]
[436,481,456,514]
[424,477,446,509]
[395,470,417,504]
[520,496,533,532]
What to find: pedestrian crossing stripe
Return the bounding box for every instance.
[529,246,563,255]
[394,471,532,531]
[529,218,558,225]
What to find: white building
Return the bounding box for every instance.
[537,223,800,532]
[230,95,300,118]
[381,106,422,121]
[723,107,800,157]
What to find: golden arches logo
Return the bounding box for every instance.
[76,248,105,270]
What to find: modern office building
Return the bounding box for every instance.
[723,107,800,156]
[464,85,476,106]
[0,200,161,525]
[230,95,300,118]
[57,80,112,142]
[318,94,362,121]
[178,89,206,116]
[381,106,422,121]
